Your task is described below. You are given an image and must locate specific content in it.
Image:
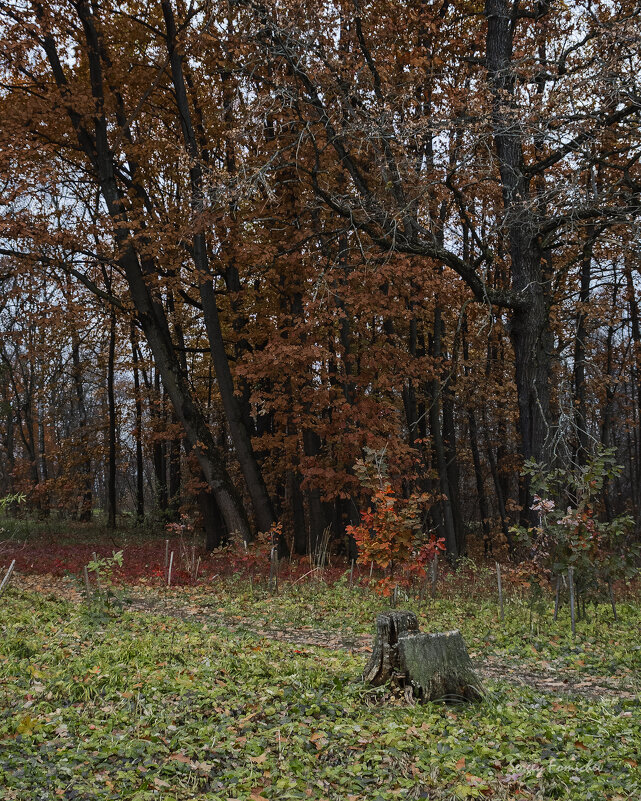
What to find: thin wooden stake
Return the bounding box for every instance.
[82,564,92,599]
[0,559,16,596]
[194,556,201,582]
[269,547,278,595]
[496,562,504,622]
[431,553,438,598]
[167,551,174,587]
[607,579,618,622]
[419,569,429,609]
[369,560,374,579]
[568,567,576,636]
[92,552,102,594]
[349,559,355,588]
[554,574,561,621]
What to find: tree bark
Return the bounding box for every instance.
[485,0,553,466]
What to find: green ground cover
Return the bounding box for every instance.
[1,582,640,800]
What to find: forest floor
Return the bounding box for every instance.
[1,521,641,799]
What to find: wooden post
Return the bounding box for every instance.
[0,560,16,596]
[431,554,438,598]
[419,569,429,609]
[553,574,561,621]
[349,559,355,588]
[194,556,201,582]
[568,567,576,636]
[495,562,504,622]
[82,564,92,599]
[269,547,278,595]
[607,579,618,622]
[92,552,102,594]
[369,561,374,580]
[168,551,174,587]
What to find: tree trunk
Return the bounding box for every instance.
[574,224,594,464]
[106,309,117,529]
[486,0,553,467]
[130,328,145,522]
[161,0,275,534]
[72,334,93,522]
[153,371,168,517]
[429,307,458,557]
[39,7,252,543]
[468,410,491,555]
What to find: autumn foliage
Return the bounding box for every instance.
[0,0,640,568]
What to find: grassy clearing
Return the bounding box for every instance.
[1,581,640,800]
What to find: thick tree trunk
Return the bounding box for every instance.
[198,483,228,551]
[510,297,553,464]
[486,0,553,468]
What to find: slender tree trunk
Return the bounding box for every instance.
[169,427,181,520]
[625,259,641,506]
[161,0,275,534]
[429,306,458,558]
[37,395,49,518]
[106,310,117,529]
[469,410,492,555]
[574,226,594,464]
[39,5,252,541]
[130,328,145,522]
[71,335,93,521]
[5,404,14,490]
[153,371,168,516]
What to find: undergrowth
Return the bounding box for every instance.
[1,585,640,800]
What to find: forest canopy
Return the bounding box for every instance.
[1,0,640,559]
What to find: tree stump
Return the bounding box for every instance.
[363,610,419,686]
[363,610,483,703]
[397,631,483,702]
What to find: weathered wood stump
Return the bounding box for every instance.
[363,610,484,703]
[363,610,419,685]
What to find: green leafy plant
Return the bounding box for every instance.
[86,550,124,610]
[510,448,638,611]
[0,492,26,514]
